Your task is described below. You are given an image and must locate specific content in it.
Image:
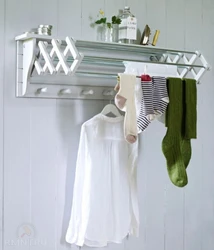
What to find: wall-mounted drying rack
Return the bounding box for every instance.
[15,33,210,100]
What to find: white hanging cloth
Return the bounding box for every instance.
[66,113,139,247]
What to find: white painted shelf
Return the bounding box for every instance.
[15,33,210,100]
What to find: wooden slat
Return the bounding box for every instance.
[3,0,32,249]
[29,1,58,250]
[30,99,57,250]
[200,1,214,250]
[140,122,167,250]
[57,0,82,39]
[30,0,58,37]
[184,1,203,250]
[81,0,105,40]
[0,0,4,248]
[145,0,167,47]
[54,100,81,250]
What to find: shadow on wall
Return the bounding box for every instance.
[55,99,107,247]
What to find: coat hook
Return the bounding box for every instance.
[59,89,72,94]
[102,90,115,96]
[37,87,47,94]
[81,89,94,95]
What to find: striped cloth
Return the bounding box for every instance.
[137,76,169,133]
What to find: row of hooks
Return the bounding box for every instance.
[35,87,115,97]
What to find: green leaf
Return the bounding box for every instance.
[116,18,122,24]
[112,16,117,23]
[107,22,111,28]
[95,19,102,24]
[95,17,107,24]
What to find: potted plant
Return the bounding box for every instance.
[94,10,122,42]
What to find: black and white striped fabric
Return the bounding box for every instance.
[152,76,169,115]
[137,76,169,133]
[137,80,154,132]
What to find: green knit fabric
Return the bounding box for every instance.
[162,78,188,187]
[181,78,197,169]
[183,79,197,139]
[162,78,197,187]
[181,139,192,168]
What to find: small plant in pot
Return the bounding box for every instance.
[94,10,122,42]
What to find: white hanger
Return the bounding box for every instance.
[101,104,122,117]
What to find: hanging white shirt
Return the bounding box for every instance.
[66,113,139,247]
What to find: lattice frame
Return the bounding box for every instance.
[164,51,210,83]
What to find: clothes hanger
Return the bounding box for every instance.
[101,103,122,117]
[101,92,122,117]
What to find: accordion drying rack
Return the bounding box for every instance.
[15,33,210,100]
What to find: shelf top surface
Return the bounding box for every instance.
[15,33,196,55]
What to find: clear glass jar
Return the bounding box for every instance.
[96,24,119,43]
[118,6,137,44]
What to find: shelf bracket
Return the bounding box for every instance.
[17,38,36,96]
[16,36,84,98]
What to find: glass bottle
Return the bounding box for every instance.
[118,6,137,44]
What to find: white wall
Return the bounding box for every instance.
[0,0,214,250]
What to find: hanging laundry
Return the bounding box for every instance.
[152,76,169,117]
[137,74,155,133]
[182,79,197,140]
[66,113,139,247]
[123,61,177,125]
[136,75,169,133]
[180,79,197,169]
[115,73,138,144]
[162,78,197,187]
[134,77,143,119]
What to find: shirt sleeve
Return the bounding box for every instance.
[128,139,139,237]
[66,124,89,245]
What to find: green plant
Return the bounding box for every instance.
[94,10,122,28]
[111,16,122,25]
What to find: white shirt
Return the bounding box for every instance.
[66,114,139,247]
